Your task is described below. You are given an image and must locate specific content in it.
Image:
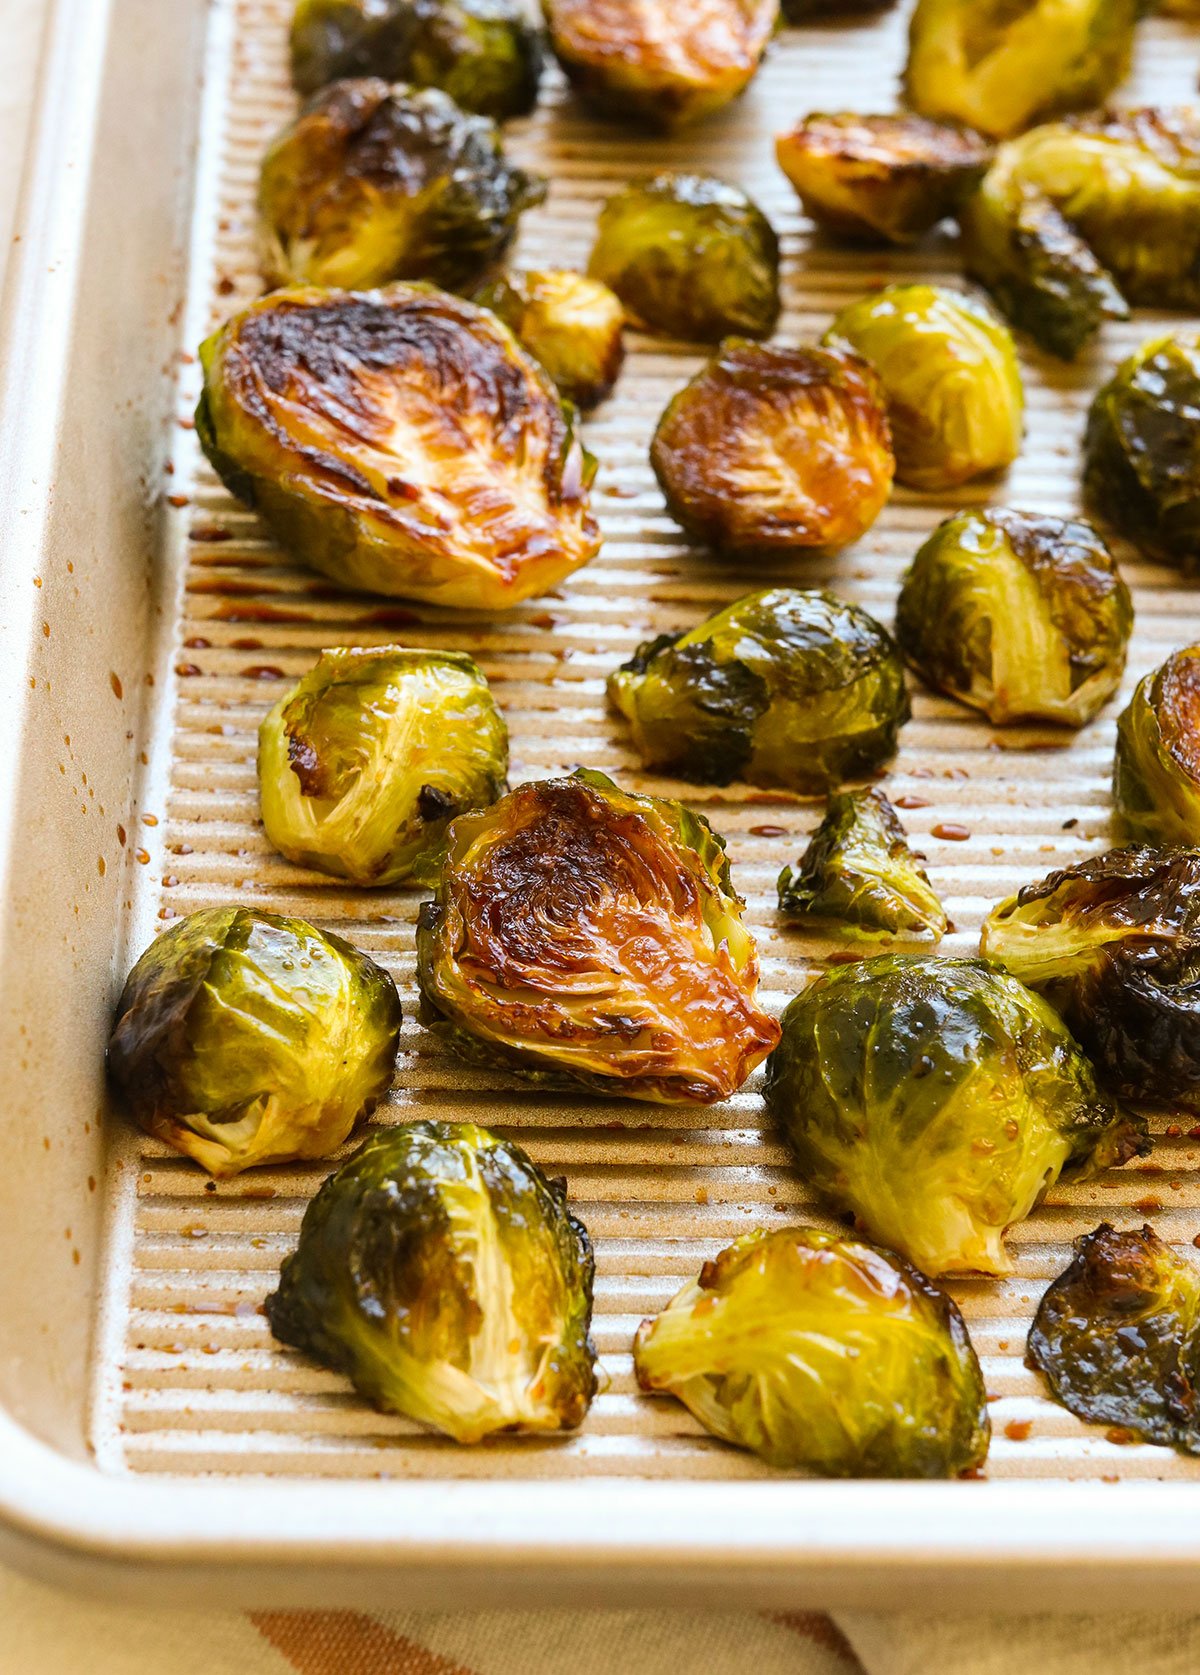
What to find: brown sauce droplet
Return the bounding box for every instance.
[134,849,150,865]
[893,794,930,810]
[167,494,190,509]
[230,637,263,650]
[188,525,230,542]
[1004,1420,1033,1442]
[931,822,971,841]
[243,665,284,680]
[109,671,123,699]
[1133,1196,1163,1215]
[183,636,210,650]
[175,662,201,677]
[749,824,788,837]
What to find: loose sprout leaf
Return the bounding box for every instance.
[416,770,780,1103]
[635,1225,990,1477]
[1114,647,1200,845]
[475,269,626,408]
[764,954,1147,1277]
[266,1121,597,1443]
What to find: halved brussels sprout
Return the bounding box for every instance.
[107,907,402,1176]
[895,509,1133,727]
[1028,1223,1200,1454]
[258,80,545,293]
[776,113,992,244]
[650,341,894,554]
[608,588,911,794]
[777,788,947,943]
[416,769,780,1103]
[266,1121,597,1442]
[196,284,600,609]
[764,955,1147,1277]
[962,112,1200,359]
[634,1226,990,1478]
[824,284,1024,491]
[589,173,780,343]
[905,0,1142,140]
[475,269,626,408]
[1084,333,1200,568]
[1114,648,1200,845]
[982,845,1200,1111]
[290,0,544,120]
[258,647,508,888]
[542,0,779,132]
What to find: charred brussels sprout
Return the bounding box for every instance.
[962,113,1200,359]
[1084,334,1200,568]
[416,770,780,1103]
[258,647,508,888]
[542,0,779,132]
[764,955,1147,1276]
[608,589,910,794]
[1114,649,1200,845]
[634,1226,989,1478]
[266,1122,597,1442]
[475,269,626,408]
[650,342,894,554]
[290,0,544,120]
[108,907,402,1176]
[824,284,1023,491]
[905,0,1141,140]
[777,788,947,944]
[258,80,545,293]
[895,509,1132,727]
[981,845,1200,1111]
[196,285,600,609]
[1029,1223,1200,1453]
[589,174,780,343]
[776,113,992,245]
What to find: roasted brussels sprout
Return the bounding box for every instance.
[474,268,626,408]
[542,0,779,132]
[764,955,1147,1276]
[650,342,894,554]
[258,80,545,293]
[258,647,508,888]
[196,284,600,609]
[266,1122,597,1442]
[777,788,947,943]
[982,845,1200,1112]
[589,174,780,343]
[1114,649,1200,845]
[776,113,992,244]
[905,0,1142,140]
[608,588,910,794]
[290,0,544,120]
[895,509,1132,727]
[107,907,402,1176]
[962,113,1200,359]
[1084,333,1200,568]
[824,284,1024,491]
[1028,1223,1200,1454]
[634,1226,989,1478]
[416,769,780,1102]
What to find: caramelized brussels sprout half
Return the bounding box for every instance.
[776,113,992,244]
[764,955,1147,1276]
[650,342,894,554]
[1084,333,1200,568]
[290,0,544,119]
[895,509,1132,727]
[1028,1223,1200,1454]
[196,284,600,609]
[258,80,545,292]
[824,284,1024,491]
[1114,649,1200,845]
[542,0,779,132]
[475,268,626,408]
[608,588,910,794]
[258,647,508,888]
[777,788,947,943]
[905,0,1141,140]
[107,907,402,1176]
[589,173,780,343]
[962,112,1200,359]
[634,1226,990,1478]
[416,769,780,1103]
[266,1122,597,1442]
[982,845,1200,1112]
